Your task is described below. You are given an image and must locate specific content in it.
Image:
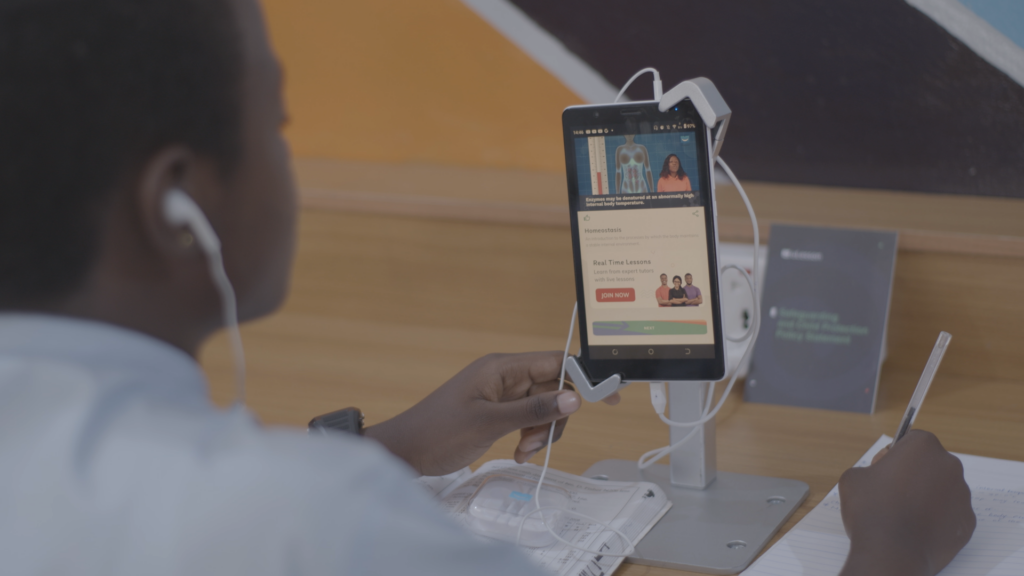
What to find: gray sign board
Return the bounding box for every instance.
[745,225,898,414]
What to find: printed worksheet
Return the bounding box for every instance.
[432,460,671,576]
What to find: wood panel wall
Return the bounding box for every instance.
[261,0,580,172]
[202,208,1024,424]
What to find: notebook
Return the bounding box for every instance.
[742,435,1024,575]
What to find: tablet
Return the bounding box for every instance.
[562,99,725,382]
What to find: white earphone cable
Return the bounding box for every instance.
[165,189,247,407]
[205,250,247,407]
[517,302,636,558]
[614,67,663,103]
[637,155,760,468]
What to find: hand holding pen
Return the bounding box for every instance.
[837,332,975,576]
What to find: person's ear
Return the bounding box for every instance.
[134,147,224,259]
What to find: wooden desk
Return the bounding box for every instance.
[201,208,1024,576]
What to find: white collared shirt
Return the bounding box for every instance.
[0,314,543,575]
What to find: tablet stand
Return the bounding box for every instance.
[583,381,809,574]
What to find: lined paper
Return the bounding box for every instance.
[743,435,1024,576]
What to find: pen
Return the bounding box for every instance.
[892,331,952,445]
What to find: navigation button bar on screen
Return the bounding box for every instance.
[591,345,715,359]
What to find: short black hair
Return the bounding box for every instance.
[672,275,682,283]
[0,0,242,305]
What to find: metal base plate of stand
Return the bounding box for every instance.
[583,459,809,575]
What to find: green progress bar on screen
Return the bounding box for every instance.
[593,320,708,336]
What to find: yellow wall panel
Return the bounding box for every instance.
[262,0,582,172]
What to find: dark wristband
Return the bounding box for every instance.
[308,407,364,436]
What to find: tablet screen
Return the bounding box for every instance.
[564,105,723,378]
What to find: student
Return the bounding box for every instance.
[0,2,974,575]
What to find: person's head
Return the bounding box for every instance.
[685,273,693,285]
[660,273,667,285]
[659,154,685,180]
[672,275,682,288]
[0,0,295,352]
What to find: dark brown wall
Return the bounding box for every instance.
[512,0,1024,198]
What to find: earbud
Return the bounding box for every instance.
[162,188,221,254]
[160,187,247,406]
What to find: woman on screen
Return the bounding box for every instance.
[656,154,692,192]
[668,275,688,306]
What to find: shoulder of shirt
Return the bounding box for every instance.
[5,353,416,503]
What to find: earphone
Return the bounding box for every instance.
[162,190,222,255]
[162,188,247,406]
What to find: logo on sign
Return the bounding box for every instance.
[781,248,823,261]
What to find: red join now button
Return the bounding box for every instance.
[596,288,635,302]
